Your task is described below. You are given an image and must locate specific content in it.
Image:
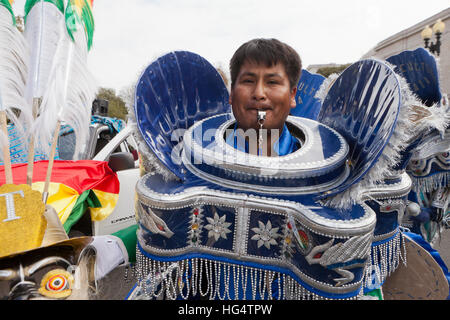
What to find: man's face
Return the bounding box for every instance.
[229,60,297,132]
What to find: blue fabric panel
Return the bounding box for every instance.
[387,47,442,107]
[317,59,401,198]
[291,69,325,120]
[134,51,230,180]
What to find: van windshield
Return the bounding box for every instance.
[57,127,95,160]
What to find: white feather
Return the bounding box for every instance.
[20,0,67,162]
[314,73,340,103]
[24,1,65,102]
[32,7,96,159]
[0,5,32,159]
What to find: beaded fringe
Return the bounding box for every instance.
[128,248,362,300]
[412,172,450,194]
[363,231,407,290]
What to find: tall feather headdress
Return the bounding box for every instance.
[23,0,66,184]
[0,0,31,183]
[23,0,65,104]
[31,0,96,161]
[30,0,96,201]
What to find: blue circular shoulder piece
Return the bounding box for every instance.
[291,69,325,120]
[182,113,349,194]
[134,51,230,180]
[387,47,442,107]
[317,59,401,197]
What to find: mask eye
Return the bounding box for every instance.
[437,152,450,165]
[408,159,426,172]
[39,269,74,299]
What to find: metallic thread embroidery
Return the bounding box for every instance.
[251,220,280,249]
[204,210,232,241]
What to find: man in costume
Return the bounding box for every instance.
[226,38,301,157]
[129,38,450,300]
[198,38,304,298]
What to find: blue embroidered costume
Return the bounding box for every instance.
[127,49,450,300]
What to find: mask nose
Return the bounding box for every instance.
[9,281,39,300]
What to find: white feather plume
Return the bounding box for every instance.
[0,4,32,161]
[23,0,65,103]
[31,2,96,159]
[314,72,340,104]
[20,0,67,162]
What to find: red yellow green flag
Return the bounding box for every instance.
[0,160,119,232]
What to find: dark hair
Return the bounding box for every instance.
[229,38,302,89]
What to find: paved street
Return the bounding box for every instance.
[434,229,450,268]
[94,265,136,300]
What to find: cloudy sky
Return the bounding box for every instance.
[12,0,449,94]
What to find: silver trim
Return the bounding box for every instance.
[137,173,376,237]
[360,172,412,201]
[181,148,350,195]
[412,133,450,161]
[182,114,349,179]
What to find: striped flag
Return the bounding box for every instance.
[0,160,119,232]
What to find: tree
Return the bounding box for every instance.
[316,64,351,78]
[118,84,135,112]
[96,88,128,120]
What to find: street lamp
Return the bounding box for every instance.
[421,19,446,56]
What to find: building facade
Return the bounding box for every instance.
[362,8,450,96]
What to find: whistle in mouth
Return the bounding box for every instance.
[257,110,266,123]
